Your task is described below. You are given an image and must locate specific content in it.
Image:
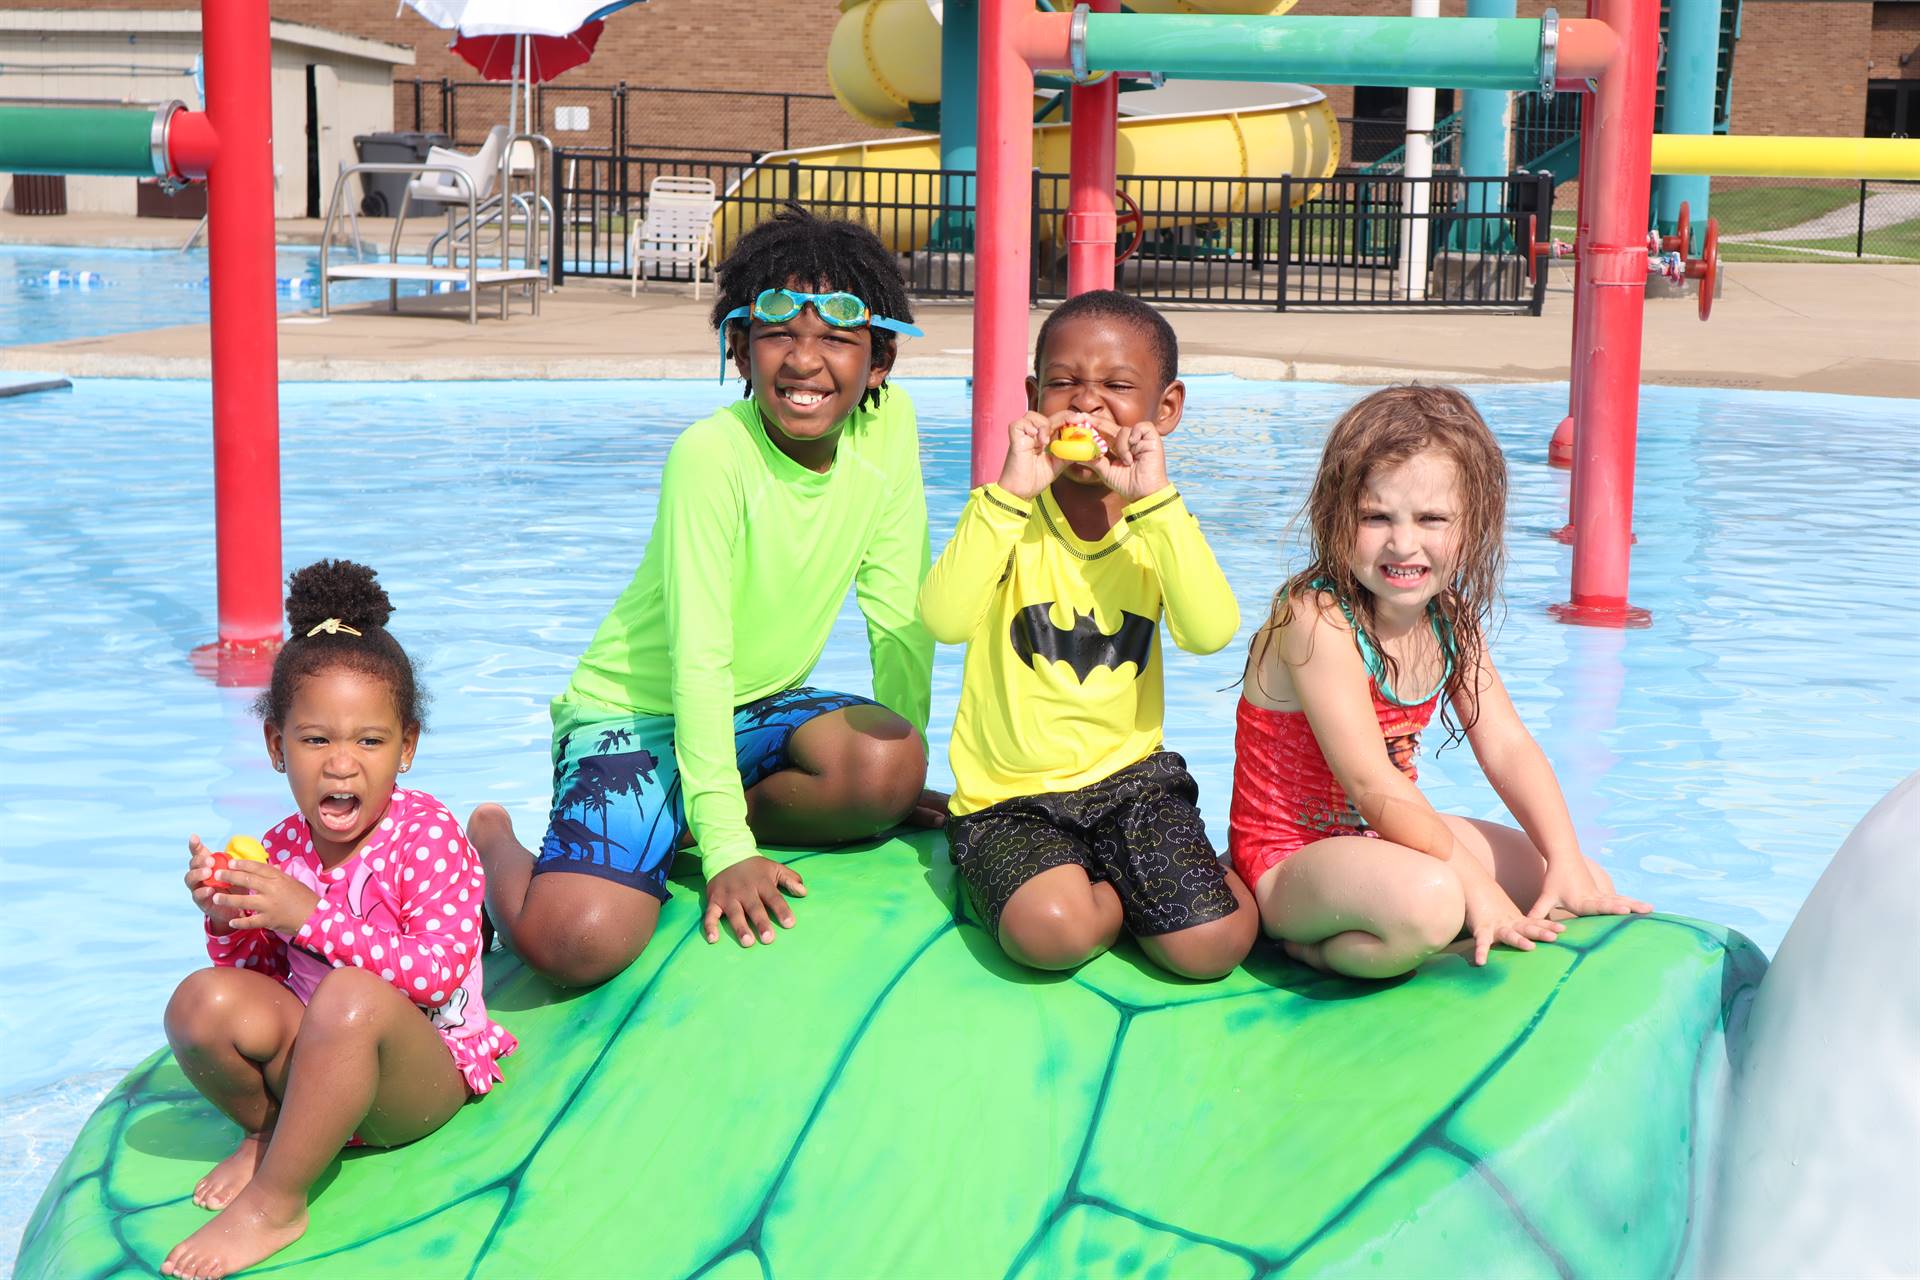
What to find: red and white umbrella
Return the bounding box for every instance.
[451,20,603,85]
[401,1,646,137]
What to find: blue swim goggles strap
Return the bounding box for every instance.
[715,287,924,382]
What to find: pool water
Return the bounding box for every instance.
[1,375,1914,1266]
[1,245,450,345]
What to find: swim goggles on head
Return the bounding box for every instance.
[716,287,924,382]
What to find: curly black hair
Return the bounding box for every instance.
[1034,288,1179,390]
[709,205,914,412]
[253,560,427,729]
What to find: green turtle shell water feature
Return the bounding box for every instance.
[17,833,1764,1278]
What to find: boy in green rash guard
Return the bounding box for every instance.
[469,209,944,986]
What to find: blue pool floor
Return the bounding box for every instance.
[2,374,1915,1266]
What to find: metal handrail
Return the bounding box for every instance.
[419,133,553,289]
[320,161,481,323]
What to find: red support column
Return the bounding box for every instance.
[1550,0,1655,627]
[971,0,1041,487]
[1548,79,1597,484]
[197,0,283,661]
[1065,0,1119,297]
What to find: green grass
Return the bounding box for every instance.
[1704,184,1860,235]
[1550,198,1920,263]
[1720,214,1920,263]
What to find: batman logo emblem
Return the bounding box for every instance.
[1010,602,1154,682]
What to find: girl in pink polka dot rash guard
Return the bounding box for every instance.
[159,560,516,1280]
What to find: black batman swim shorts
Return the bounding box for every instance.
[948,751,1240,939]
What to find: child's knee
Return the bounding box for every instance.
[1142,902,1260,980]
[165,968,239,1043]
[998,881,1120,970]
[304,966,403,1034]
[1393,866,1468,956]
[817,721,926,828]
[513,897,653,989]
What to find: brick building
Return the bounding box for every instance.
[6,0,1912,163]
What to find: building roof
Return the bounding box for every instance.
[0,11,416,66]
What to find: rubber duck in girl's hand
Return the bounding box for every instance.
[206,835,267,894]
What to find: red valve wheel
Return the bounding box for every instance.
[1525,212,1548,284]
[1686,216,1720,322]
[1114,188,1146,264]
[1660,201,1693,259]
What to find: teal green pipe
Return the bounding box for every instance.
[1654,0,1717,233]
[1457,0,1517,251]
[0,106,162,176]
[1080,14,1546,91]
[935,0,979,251]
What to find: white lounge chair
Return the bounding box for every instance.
[629,175,719,299]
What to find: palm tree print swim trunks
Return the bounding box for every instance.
[533,687,875,898]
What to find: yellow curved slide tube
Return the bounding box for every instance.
[717,99,1340,255]
[1651,134,1920,181]
[829,0,1303,130]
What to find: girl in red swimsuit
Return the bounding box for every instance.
[1229,386,1651,977]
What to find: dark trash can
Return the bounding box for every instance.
[353,131,452,216]
[12,173,68,216]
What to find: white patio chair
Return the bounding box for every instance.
[628,175,719,299]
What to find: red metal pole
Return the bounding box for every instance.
[1550,0,1654,628]
[972,0,1040,487]
[199,0,283,656]
[1065,0,1119,297]
[1548,87,1595,482]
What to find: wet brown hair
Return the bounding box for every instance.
[1263,384,1507,739]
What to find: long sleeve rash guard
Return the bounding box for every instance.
[556,389,933,877]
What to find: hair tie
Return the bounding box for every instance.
[305,618,363,638]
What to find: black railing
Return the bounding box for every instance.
[1037,171,1554,311]
[557,154,1553,312]
[556,155,979,297]
[403,78,841,161]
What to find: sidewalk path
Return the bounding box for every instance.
[3,214,1916,399]
[1724,189,1916,244]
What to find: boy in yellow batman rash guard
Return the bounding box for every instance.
[920,290,1258,979]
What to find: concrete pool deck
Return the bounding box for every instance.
[4,212,1916,397]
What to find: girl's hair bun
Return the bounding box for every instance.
[284,559,394,637]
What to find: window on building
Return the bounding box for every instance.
[1865,80,1917,137]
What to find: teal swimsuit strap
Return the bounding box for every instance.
[1310,577,1456,708]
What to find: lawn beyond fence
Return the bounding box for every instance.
[1553,178,1920,262]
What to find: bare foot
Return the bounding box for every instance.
[192,1133,266,1210]
[161,1185,307,1279]
[467,802,518,856]
[1281,938,1332,972]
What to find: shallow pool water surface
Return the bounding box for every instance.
[1,375,1914,1265]
[1,245,447,344]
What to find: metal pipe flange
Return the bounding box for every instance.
[1539,8,1560,98]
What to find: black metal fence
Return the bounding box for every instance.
[556,153,1553,312]
[402,78,846,162]
[1045,171,1553,310]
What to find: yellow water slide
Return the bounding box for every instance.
[716,0,1340,255]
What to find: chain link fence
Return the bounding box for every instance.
[1707,178,1920,263]
[1542,177,1920,263]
